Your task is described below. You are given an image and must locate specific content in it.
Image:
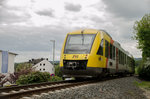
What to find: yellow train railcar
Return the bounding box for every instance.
[60,29,134,78]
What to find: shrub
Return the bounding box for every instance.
[15,63,32,72]
[50,76,62,82]
[138,64,150,81]
[16,71,63,85]
[55,65,62,77]
[135,66,138,75]
[16,71,51,85]
[134,81,150,90]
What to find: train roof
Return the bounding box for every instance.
[99,29,112,39]
[113,41,133,57]
[68,29,99,34]
[68,29,112,38]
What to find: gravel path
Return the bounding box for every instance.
[31,76,149,99]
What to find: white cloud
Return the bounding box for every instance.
[6,0,31,8]
[65,3,82,12]
[122,41,142,58]
[102,0,150,19]
[0,0,146,62]
[35,9,54,17]
[15,51,61,63]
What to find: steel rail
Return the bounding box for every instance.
[0,80,72,93]
[0,80,96,99]
[0,76,133,99]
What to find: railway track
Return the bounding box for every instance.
[0,76,132,99]
[0,80,97,99]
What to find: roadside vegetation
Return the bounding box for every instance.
[54,64,62,77]
[133,13,150,81]
[134,81,150,90]
[15,62,32,72]
[134,58,142,75]
[15,62,62,85]
[16,71,50,85]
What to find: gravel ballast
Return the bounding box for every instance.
[32,76,149,99]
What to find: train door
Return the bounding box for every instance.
[116,48,119,71]
[97,39,104,68]
[104,40,109,68]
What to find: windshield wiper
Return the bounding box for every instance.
[81,31,84,45]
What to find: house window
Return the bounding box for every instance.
[43,63,45,66]
[43,68,45,71]
[40,64,42,66]
[40,69,41,71]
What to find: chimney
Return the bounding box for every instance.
[41,58,44,60]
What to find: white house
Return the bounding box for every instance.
[32,59,55,74]
[0,50,17,74]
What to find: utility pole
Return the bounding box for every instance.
[50,40,55,66]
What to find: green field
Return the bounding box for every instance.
[135,81,150,90]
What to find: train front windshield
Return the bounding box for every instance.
[64,34,96,54]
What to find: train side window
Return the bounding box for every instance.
[122,52,123,65]
[105,40,109,58]
[121,51,123,64]
[122,53,123,65]
[118,50,120,64]
[125,54,126,65]
[124,54,125,65]
[110,44,112,59]
[119,50,121,64]
[97,39,103,55]
[122,53,124,65]
[127,56,129,65]
[126,55,127,65]
[124,53,125,65]
[112,45,115,60]
[123,53,124,65]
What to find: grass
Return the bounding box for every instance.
[134,81,150,90]
[135,66,138,75]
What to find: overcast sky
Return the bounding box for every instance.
[0,0,149,63]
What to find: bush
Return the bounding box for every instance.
[15,62,32,72]
[16,71,63,85]
[16,71,51,85]
[138,64,150,80]
[55,65,62,77]
[50,76,62,82]
[135,66,138,75]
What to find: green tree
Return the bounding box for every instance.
[133,14,150,59]
[55,64,62,77]
[15,62,32,72]
[134,14,150,80]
